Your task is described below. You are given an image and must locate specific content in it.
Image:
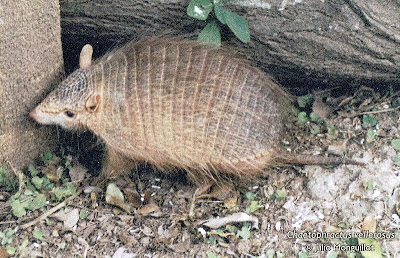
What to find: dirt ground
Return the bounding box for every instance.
[0,87,399,257]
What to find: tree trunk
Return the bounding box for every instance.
[0,0,64,173]
[60,0,400,92]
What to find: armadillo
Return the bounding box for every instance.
[30,37,362,183]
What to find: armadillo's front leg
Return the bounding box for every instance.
[100,147,135,180]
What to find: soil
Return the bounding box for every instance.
[0,87,399,258]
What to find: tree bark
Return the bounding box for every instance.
[60,0,400,91]
[0,0,64,172]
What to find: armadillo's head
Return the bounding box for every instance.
[30,44,99,131]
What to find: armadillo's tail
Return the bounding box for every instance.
[272,149,366,167]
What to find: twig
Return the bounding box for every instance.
[358,106,400,115]
[20,188,83,229]
[347,106,400,118]
[188,188,198,219]
[0,220,17,225]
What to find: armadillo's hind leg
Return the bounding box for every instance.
[96,147,135,184]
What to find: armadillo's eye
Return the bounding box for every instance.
[64,110,75,118]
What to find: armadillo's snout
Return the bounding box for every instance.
[29,108,38,122]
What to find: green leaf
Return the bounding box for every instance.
[362,114,377,127]
[10,199,27,218]
[366,129,376,143]
[28,194,46,211]
[207,250,218,258]
[28,165,39,177]
[0,167,16,191]
[31,176,43,190]
[206,235,217,243]
[310,124,321,135]
[297,95,313,108]
[266,249,275,258]
[298,252,309,258]
[33,230,43,241]
[391,139,400,151]
[225,225,236,233]
[42,176,54,191]
[214,4,227,24]
[40,151,53,164]
[198,21,221,44]
[310,112,324,123]
[326,250,339,258]
[358,238,383,258]
[224,10,250,43]
[363,181,374,190]
[18,239,29,251]
[392,155,400,162]
[5,230,14,238]
[237,225,250,239]
[245,191,255,200]
[1,229,14,246]
[246,200,262,213]
[327,125,336,135]
[290,105,300,116]
[80,209,88,220]
[187,0,213,20]
[6,246,15,255]
[54,182,76,201]
[272,188,287,199]
[297,112,308,124]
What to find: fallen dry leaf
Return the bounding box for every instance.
[112,247,136,258]
[118,232,137,247]
[106,183,132,213]
[138,203,159,215]
[143,190,152,204]
[69,163,88,182]
[312,97,333,120]
[168,231,191,253]
[198,183,234,200]
[0,247,10,258]
[326,139,348,156]
[43,163,63,182]
[362,216,377,232]
[123,188,142,208]
[224,196,238,209]
[51,208,80,229]
[158,225,173,245]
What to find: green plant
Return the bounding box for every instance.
[8,156,76,218]
[0,229,14,246]
[0,167,17,191]
[187,0,250,44]
[237,222,251,239]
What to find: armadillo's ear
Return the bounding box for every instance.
[79,44,93,69]
[86,94,100,113]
